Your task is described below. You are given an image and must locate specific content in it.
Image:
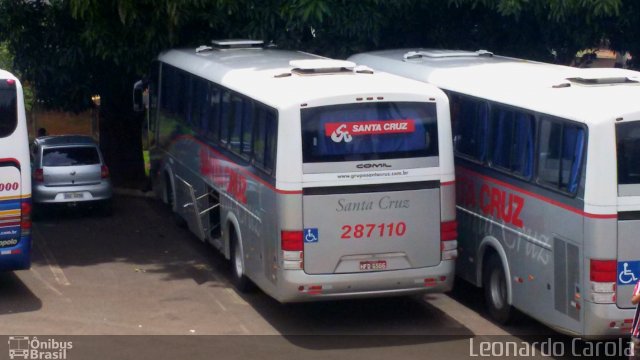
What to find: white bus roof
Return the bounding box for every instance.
[158,47,445,108]
[349,49,640,124]
[0,69,17,80]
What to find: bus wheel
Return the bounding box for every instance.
[230,231,251,293]
[483,254,513,324]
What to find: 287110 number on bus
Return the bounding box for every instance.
[340,222,407,239]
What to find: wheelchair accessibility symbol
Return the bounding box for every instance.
[618,261,640,285]
[304,228,319,243]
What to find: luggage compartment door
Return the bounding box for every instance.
[302,182,441,274]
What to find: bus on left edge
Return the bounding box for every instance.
[0,69,32,271]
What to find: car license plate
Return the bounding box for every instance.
[359,260,387,271]
[64,192,84,200]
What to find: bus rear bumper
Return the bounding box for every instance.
[273,260,455,303]
[0,235,31,271]
[582,301,636,338]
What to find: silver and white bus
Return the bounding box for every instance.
[350,49,640,336]
[137,41,456,302]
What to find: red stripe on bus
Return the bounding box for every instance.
[441,180,456,186]
[0,158,20,168]
[174,135,303,195]
[456,167,617,220]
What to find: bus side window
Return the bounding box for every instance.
[220,91,232,146]
[183,74,194,127]
[241,100,254,158]
[206,84,221,142]
[450,94,488,162]
[252,105,277,175]
[536,118,585,194]
[264,110,277,172]
[489,106,535,178]
[191,77,208,133]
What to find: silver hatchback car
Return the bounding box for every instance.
[31,135,112,214]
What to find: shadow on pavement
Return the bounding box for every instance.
[0,272,42,315]
[31,195,226,284]
[29,195,478,347]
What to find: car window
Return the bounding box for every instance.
[42,146,100,167]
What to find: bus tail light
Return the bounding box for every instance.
[441,221,458,241]
[281,230,303,270]
[441,221,458,261]
[424,276,447,287]
[101,165,110,179]
[20,200,32,236]
[589,259,616,304]
[34,168,44,183]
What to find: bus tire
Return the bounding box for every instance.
[229,229,252,293]
[483,254,513,324]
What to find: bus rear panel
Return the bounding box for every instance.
[275,98,456,302]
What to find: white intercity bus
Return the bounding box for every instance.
[134,40,457,302]
[350,48,640,336]
[0,69,32,272]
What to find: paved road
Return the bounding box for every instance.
[0,195,624,359]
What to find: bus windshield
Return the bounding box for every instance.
[0,81,17,137]
[301,102,438,163]
[617,121,640,185]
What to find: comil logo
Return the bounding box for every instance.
[325,119,415,143]
[8,336,73,360]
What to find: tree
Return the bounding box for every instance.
[0,0,632,188]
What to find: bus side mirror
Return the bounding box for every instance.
[132,80,148,112]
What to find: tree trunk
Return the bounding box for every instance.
[98,79,147,189]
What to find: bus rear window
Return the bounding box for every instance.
[617,121,640,186]
[0,81,17,138]
[301,102,438,163]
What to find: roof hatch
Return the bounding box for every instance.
[211,39,264,49]
[566,76,640,86]
[403,49,493,61]
[196,39,265,53]
[566,68,640,86]
[289,59,357,75]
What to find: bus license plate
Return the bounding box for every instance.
[359,260,387,271]
[64,192,84,200]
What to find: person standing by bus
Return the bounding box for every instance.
[630,280,640,359]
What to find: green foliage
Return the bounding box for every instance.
[1,0,638,185]
[0,0,632,113]
[0,43,12,71]
[0,0,94,112]
[0,43,35,111]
